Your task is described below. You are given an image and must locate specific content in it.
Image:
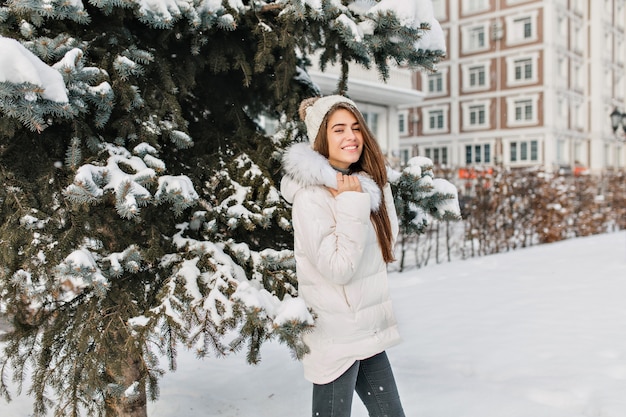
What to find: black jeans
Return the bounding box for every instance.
[311,351,406,417]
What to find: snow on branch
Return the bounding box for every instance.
[390,155,461,237]
[155,175,199,215]
[65,143,198,219]
[0,36,68,102]
[55,248,109,298]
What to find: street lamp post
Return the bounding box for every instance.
[610,108,626,141]
[609,108,626,258]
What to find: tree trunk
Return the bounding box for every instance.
[106,353,148,417]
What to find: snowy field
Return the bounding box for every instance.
[2,231,626,416]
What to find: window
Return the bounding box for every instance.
[514,59,532,81]
[398,112,408,135]
[469,26,486,50]
[428,72,444,94]
[571,101,584,129]
[429,110,444,130]
[400,149,410,166]
[462,23,490,53]
[572,62,583,90]
[463,0,489,14]
[556,55,567,88]
[462,62,490,91]
[515,100,533,121]
[571,24,583,52]
[557,16,567,45]
[462,100,490,129]
[507,95,539,126]
[424,147,449,165]
[422,106,448,133]
[465,144,491,164]
[510,140,539,163]
[469,66,486,87]
[507,53,539,85]
[469,105,486,125]
[468,65,487,89]
[522,18,532,38]
[513,17,532,39]
[506,12,537,45]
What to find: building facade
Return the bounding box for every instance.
[403,0,626,174]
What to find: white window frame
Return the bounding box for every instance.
[429,110,444,130]
[505,11,538,45]
[398,110,409,136]
[506,94,539,126]
[462,23,490,53]
[462,61,490,91]
[508,139,540,164]
[427,70,447,96]
[464,143,492,165]
[422,105,448,134]
[514,99,533,122]
[424,146,449,166]
[462,100,490,130]
[463,0,489,15]
[571,22,583,53]
[556,54,568,88]
[506,53,539,86]
[571,101,584,130]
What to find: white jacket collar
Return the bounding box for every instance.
[281,142,382,211]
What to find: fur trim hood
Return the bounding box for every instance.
[280,142,382,211]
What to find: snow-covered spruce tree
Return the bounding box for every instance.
[0,0,444,416]
[390,156,460,271]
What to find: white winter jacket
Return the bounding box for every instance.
[280,143,402,384]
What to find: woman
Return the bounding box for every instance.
[280,95,405,417]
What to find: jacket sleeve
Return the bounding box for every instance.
[292,187,371,285]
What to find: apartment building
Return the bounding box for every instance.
[402,0,626,174]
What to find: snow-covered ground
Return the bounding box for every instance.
[2,231,626,416]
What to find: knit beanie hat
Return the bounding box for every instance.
[298,95,358,144]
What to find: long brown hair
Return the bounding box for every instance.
[312,102,396,263]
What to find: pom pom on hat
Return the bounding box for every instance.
[299,95,358,143]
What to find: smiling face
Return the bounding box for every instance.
[325,108,363,170]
